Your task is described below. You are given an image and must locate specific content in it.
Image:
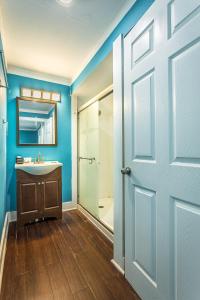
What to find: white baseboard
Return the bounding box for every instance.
[62,201,77,211]
[77,204,114,243]
[111,259,125,275]
[0,213,10,290]
[8,211,17,222]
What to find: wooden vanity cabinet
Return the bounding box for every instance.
[17,167,62,226]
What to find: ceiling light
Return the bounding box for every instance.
[56,0,73,7]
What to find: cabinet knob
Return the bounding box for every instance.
[38,183,41,185]
[42,182,44,185]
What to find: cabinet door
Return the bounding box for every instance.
[42,179,62,218]
[17,181,42,225]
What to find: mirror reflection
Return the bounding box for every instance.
[18,99,57,145]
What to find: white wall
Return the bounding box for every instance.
[76,53,113,108]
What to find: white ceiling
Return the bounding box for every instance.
[19,119,40,131]
[1,0,133,84]
[19,100,54,114]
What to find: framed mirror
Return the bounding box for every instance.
[17,98,57,146]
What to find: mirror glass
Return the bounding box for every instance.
[17,99,57,145]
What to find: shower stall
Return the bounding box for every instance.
[78,91,113,231]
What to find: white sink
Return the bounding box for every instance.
[15,161,63,175]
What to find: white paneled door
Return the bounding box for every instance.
[123,1,200,299]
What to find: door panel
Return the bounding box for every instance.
[43,177,62,219]
[44,180,59,209]
[132,22,154,65]
[20,183,40,213]
[133,70,155,160]
[170,40,200,162]
[169,0,200,36]
[174,199,200,300]
[123,1,200,299]
[134,187,156,281]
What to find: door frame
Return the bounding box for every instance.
[71,43,125,273]
[112,34,125,273]
[71,94,78,210]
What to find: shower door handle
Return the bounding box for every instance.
[79,157,96,164]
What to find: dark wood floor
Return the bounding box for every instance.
[0,210,140,300]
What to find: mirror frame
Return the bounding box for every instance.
[16,97,58,146]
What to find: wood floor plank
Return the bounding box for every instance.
[48,219,82,255]
[9,272,33,300]
[1,210,139,300]
[60,252,88,294]
[104,275,140,300]
[14,226,31,275]
[74,250,116,300]
[46,263,74,300]
[25,225,47,273]
[74,287,96,300]
[36,222,59,266]
[48,219,89,294]
[63,214,91,252]
[27,269,54,300]
[65,210,113,261]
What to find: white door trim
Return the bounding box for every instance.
[113,34,125,271]
[71,94,78,207]
[0,213,11,291]
[111,259,125,275]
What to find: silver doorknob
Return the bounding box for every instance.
[121,167,131,175]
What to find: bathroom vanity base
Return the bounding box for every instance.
[16,167,62,226]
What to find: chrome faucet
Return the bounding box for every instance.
[36,152,43,163]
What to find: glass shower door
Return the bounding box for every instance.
[78,101,99,219]
[98,93,113,230]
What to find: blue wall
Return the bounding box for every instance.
[71,0,154,93]
[20,130,38,144]
[7,74,72,211]
[6,0,154,214]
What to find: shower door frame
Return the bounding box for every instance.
[77,85,114,234]
[78,85,113,113]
